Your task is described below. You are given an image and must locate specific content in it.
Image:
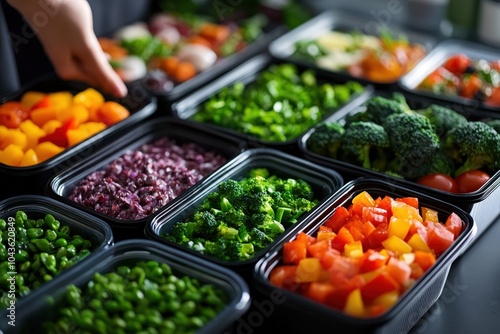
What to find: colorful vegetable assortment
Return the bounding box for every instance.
[292,30,426,83]
[41,260,228,333]
[418,54,500,107]
[0,211,93,308]
[100,12,267,85]
[163,168,319,262]
[306,93,500,193]
[269,191,462,317]
[68,137,227,220]
[192,63,364,142]
[0,89,130,167]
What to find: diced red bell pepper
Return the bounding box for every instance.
[359,249,387,273]
[426,222,455,255]
[360,271,400,304]
[325,206,350,232]
[445,212,462,239]
[283,239,308,265]
[331,227,355,252]
[269,265,298,291]
[362,206,388,226]
[38,117,78,147]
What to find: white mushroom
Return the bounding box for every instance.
[114,22,151,41]
[155,26,181,46]
[177,44,217,72]
[117,56,148,82]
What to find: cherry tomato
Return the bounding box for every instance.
[0,101,29,128]
[443,54,471,76]
[455,170,490,193]
[417,174,459,193]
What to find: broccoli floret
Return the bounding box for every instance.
[487,119,500,134]
[192,211,219,239]
[443,121,500,177]
[340,121,390,169]
[390,92,410,108]
[240,175,273,194]
[166,221,197,244]
[306,122,345,158]
[220,208,247,228]
[384,112,441,169]
[224,240,255,261]
[250,227,275,250]
[250,213,286,236]
[365,96,410,125]
[218,223,239,240]
[289,197,318,223]
[418,104,467,138]
[244,192,275,217]
[399,149,456,179]
[217,179,244,203]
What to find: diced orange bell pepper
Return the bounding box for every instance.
[19,120,46,149]
[413,250,436,272]
[0,129,27,150]
[20,91,45,109]
[95,101,130,126]
[445,212,462,239]
[30,106,59,127]
[352,191,376,207]
[283,239,308,265]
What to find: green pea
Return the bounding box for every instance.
[0,219,6,230]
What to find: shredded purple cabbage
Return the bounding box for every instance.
[68,137,227,220]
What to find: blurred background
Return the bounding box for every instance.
[0,0,495,96]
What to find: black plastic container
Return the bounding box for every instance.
[268,9,436,89]
[145,148,344,280]
[298,89,500,244]
[399,39,500,113]
[0,76,157,200]
[171,54,373,153]
[253,178,477,334]
[1,239,251,334]
[0,195,113,313]
[46,117,247,241]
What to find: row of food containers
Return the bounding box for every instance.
[0,8,499,334]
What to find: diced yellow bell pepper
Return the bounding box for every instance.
[371,291,399,310]
[382,235,413,255]
[421,207,439,224]
[344,288,365,317]
[48,91,73,110]
[352,191,375,207]
[344,240,363,258]
[407,233,431,253]
[317,230,337,242]
[34,142,64,162]
[73,88,105,112]
[391,201,423,222]
[57,104,89,124]
[20,91,46,109]
[42,119,62,134]
[0,144,24,166]
[19,120,46,149]
[388,216,411,240]
[30,106,58,127]
[19,148,38,166]
[296,258,322,283]
[0,129,27,150]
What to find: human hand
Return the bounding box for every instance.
[7,0,128,98]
